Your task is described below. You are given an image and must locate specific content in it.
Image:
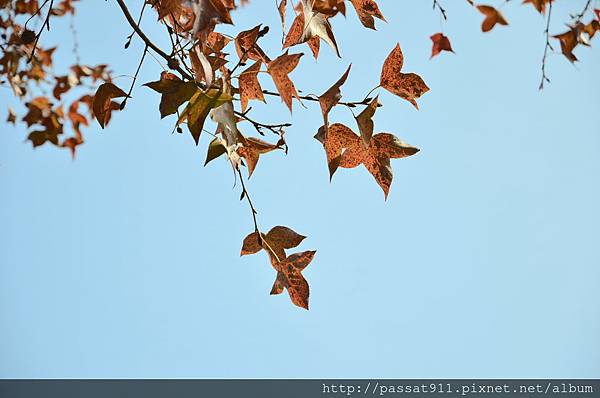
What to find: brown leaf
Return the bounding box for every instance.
[177,89,232,145]
[240,226,313,310]
[430,33,454,58]
[240,225,306,263]
[318,64,351,124]
[522,0,551,14]
[275,250,315,309]
[267,52,303,112]
[349,0,386,30]
[477,5,508,32]
[6,107,16,124]
[239,61,265,112]
[318,123,419,198]
[237,136,281,177]
[314,122,360,179]
[277,0,287,31]
[553,28,580,63]
[144,72,198,118]
[92,82,127,128]
[235,25,269,63]
[204,137,227,166]
[380,44,429,109]
[355,96,379,146]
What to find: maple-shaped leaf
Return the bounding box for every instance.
[314,122,360,179]
[380,44,429,109]
[235,25,270,64]
[237,136,282,177]
[300,0,341,57]
[92,82,127,128]
[144,72,197,118]
[316,122,419,198]
[522,0,551,14]
[283,12,321,58]
[553,28,580,63]
[177,89,232,145]
[239,61,265,112]
[318,64,351,125]
[241,225,306,260]
[430,33,454,58]
[349,0,386,30]
[477,5,508,32]
[240,226,315,309]
[270,251,315,309]
[267,51,303,112]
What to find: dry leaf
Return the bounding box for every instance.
[477,5,508,32]
[267,51,303,112]
[380,44,429,109]
[430,33,454,58]
[92,82,127,128]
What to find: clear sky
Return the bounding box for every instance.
[1,0,599,378]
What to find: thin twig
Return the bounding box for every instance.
[237,167,260,234]
[539,0,553,90]
[28,0,54,63]
[114,0,193,80]
[121,44,148,108]
[433,0,447,20]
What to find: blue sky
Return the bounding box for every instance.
[1,0,599,378]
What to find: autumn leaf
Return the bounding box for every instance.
[239,61,265,112]
[277,0,287,30]
[240,226,314,309]
[204,137,227,166]
[430,33,454,58]
[144,72,197,118]
[177,89,232,145]
[523,0,551,14]
[284,16,321,59]
[318,64,351,124]
[92,82,127,128]
[299,0,341,57]
[477,5,508,32]
[316,121,419,198]
[355,96,379,145]
[6,107,16,124]
[349,0,386,30]
[267,51,303,112]
[380,44,429,109]
[313,0,346,17]
[237,136,282,177]
[235,25,269,64]
[553,28,580,63]
[189,44,214,86]
[314,122,360,179]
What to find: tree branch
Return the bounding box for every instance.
[114,0,193,80]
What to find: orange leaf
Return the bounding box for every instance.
[349,0,386,30]
[318,64,351,124]
[239,61,265,112]
[92,82,127,129]
[380,44,429,109]
[267,52,303,112]
[430,32,454,58]
[477,5,508,32]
